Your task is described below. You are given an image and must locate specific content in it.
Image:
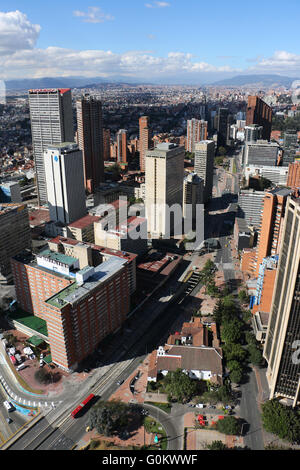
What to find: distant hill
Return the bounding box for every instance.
[4,76,153,91]
[211,74,297,88]
[4,76,108,91]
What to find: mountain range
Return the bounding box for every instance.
[4,74,299,91]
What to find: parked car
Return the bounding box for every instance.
[117,379,124,386]
[195,403,205,409]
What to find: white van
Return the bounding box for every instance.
[3,401,13,412]
[16,363,26,371]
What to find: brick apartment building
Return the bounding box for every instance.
[11,240,137,371]
[246,96,272,141]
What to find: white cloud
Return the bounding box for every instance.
[248,50,300,75]
[0,10,40,55]
[145,2,171,8]
[73,6,114,23]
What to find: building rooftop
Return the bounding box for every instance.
[46,255,127,309]
[0,203,27,217]
[38,249,78,267]
[68,214,100,229]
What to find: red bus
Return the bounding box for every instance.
[71,393,95,418]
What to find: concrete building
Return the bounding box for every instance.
[145,143,185,238]
[116,129,128,164]
[76,94,104,192]
[244,124,263,143]
[263,196,300,406]
[11,242,137,371]
[0,182,22,203]
[216,108,229,147]
[244,140,279,167]
[44,143,87,225]
[194,140,215,203]
[282,130,298,166]
[238,189,265,228]
[186,119,208,153]
[183,172,204,225]
[234,217,256,251]
[0,203,31,283]
[94,216,148,256]
[244,165,288,187]
[139,116,152,172]
[103,129,111,161]
[28,88,74,205]
[246,96,272,141]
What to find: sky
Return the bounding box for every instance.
[1,0,300,84]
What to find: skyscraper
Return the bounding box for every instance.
[255,188,291,276]
[139,116,152,172]
[217,108,229,147]
[186,119,208,153]
[263,196,300,407]
[183,172,204,226]
[76,94,104,193]
[116,129,128,163]
[103,129,111,161]
[28,88,74,206]
[145,143,184,238]
[0,203,31,283]
[194,140,215,203]
[44,143,87,225]
[282,130,298,166]
[246,96,272,141]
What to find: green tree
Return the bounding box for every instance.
[223,343,247,362]
[221,319,243,344]
[164,369,197,403]
[216,416,240,435]
[261,400,300,443]
[247,344,263,366]
[229,368,243,384]
[89,400,132,437]
[206,440,228,450]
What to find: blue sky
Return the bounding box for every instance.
[0,0,300,83]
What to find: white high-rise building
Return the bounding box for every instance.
[194,140,215,203]
[44,143,87,225]
[29,88,74,205]
[145,143,184,238]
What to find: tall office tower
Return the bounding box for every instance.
[199,103,208,121]
[255,188,291,276]
[194,140,215,203]
[287,161,300,196]
[44,143,87,225]
[183,172,204,225]
[263,196,300,407]
[243,140,279,166]
[116,129,128,163]
[238,189,265,228]
[246,96,272,141]
[139,116,152,172]
[28,88,74,206]
[76,94,104,193]
[217,108,229,147]
[0,203,31,283]
[244,124,263,143]
[103,129,111,160]
[145,143,184,238]
[282,129,298,166]
[186,119,208,153]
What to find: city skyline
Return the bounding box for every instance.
[1,1,300,83]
